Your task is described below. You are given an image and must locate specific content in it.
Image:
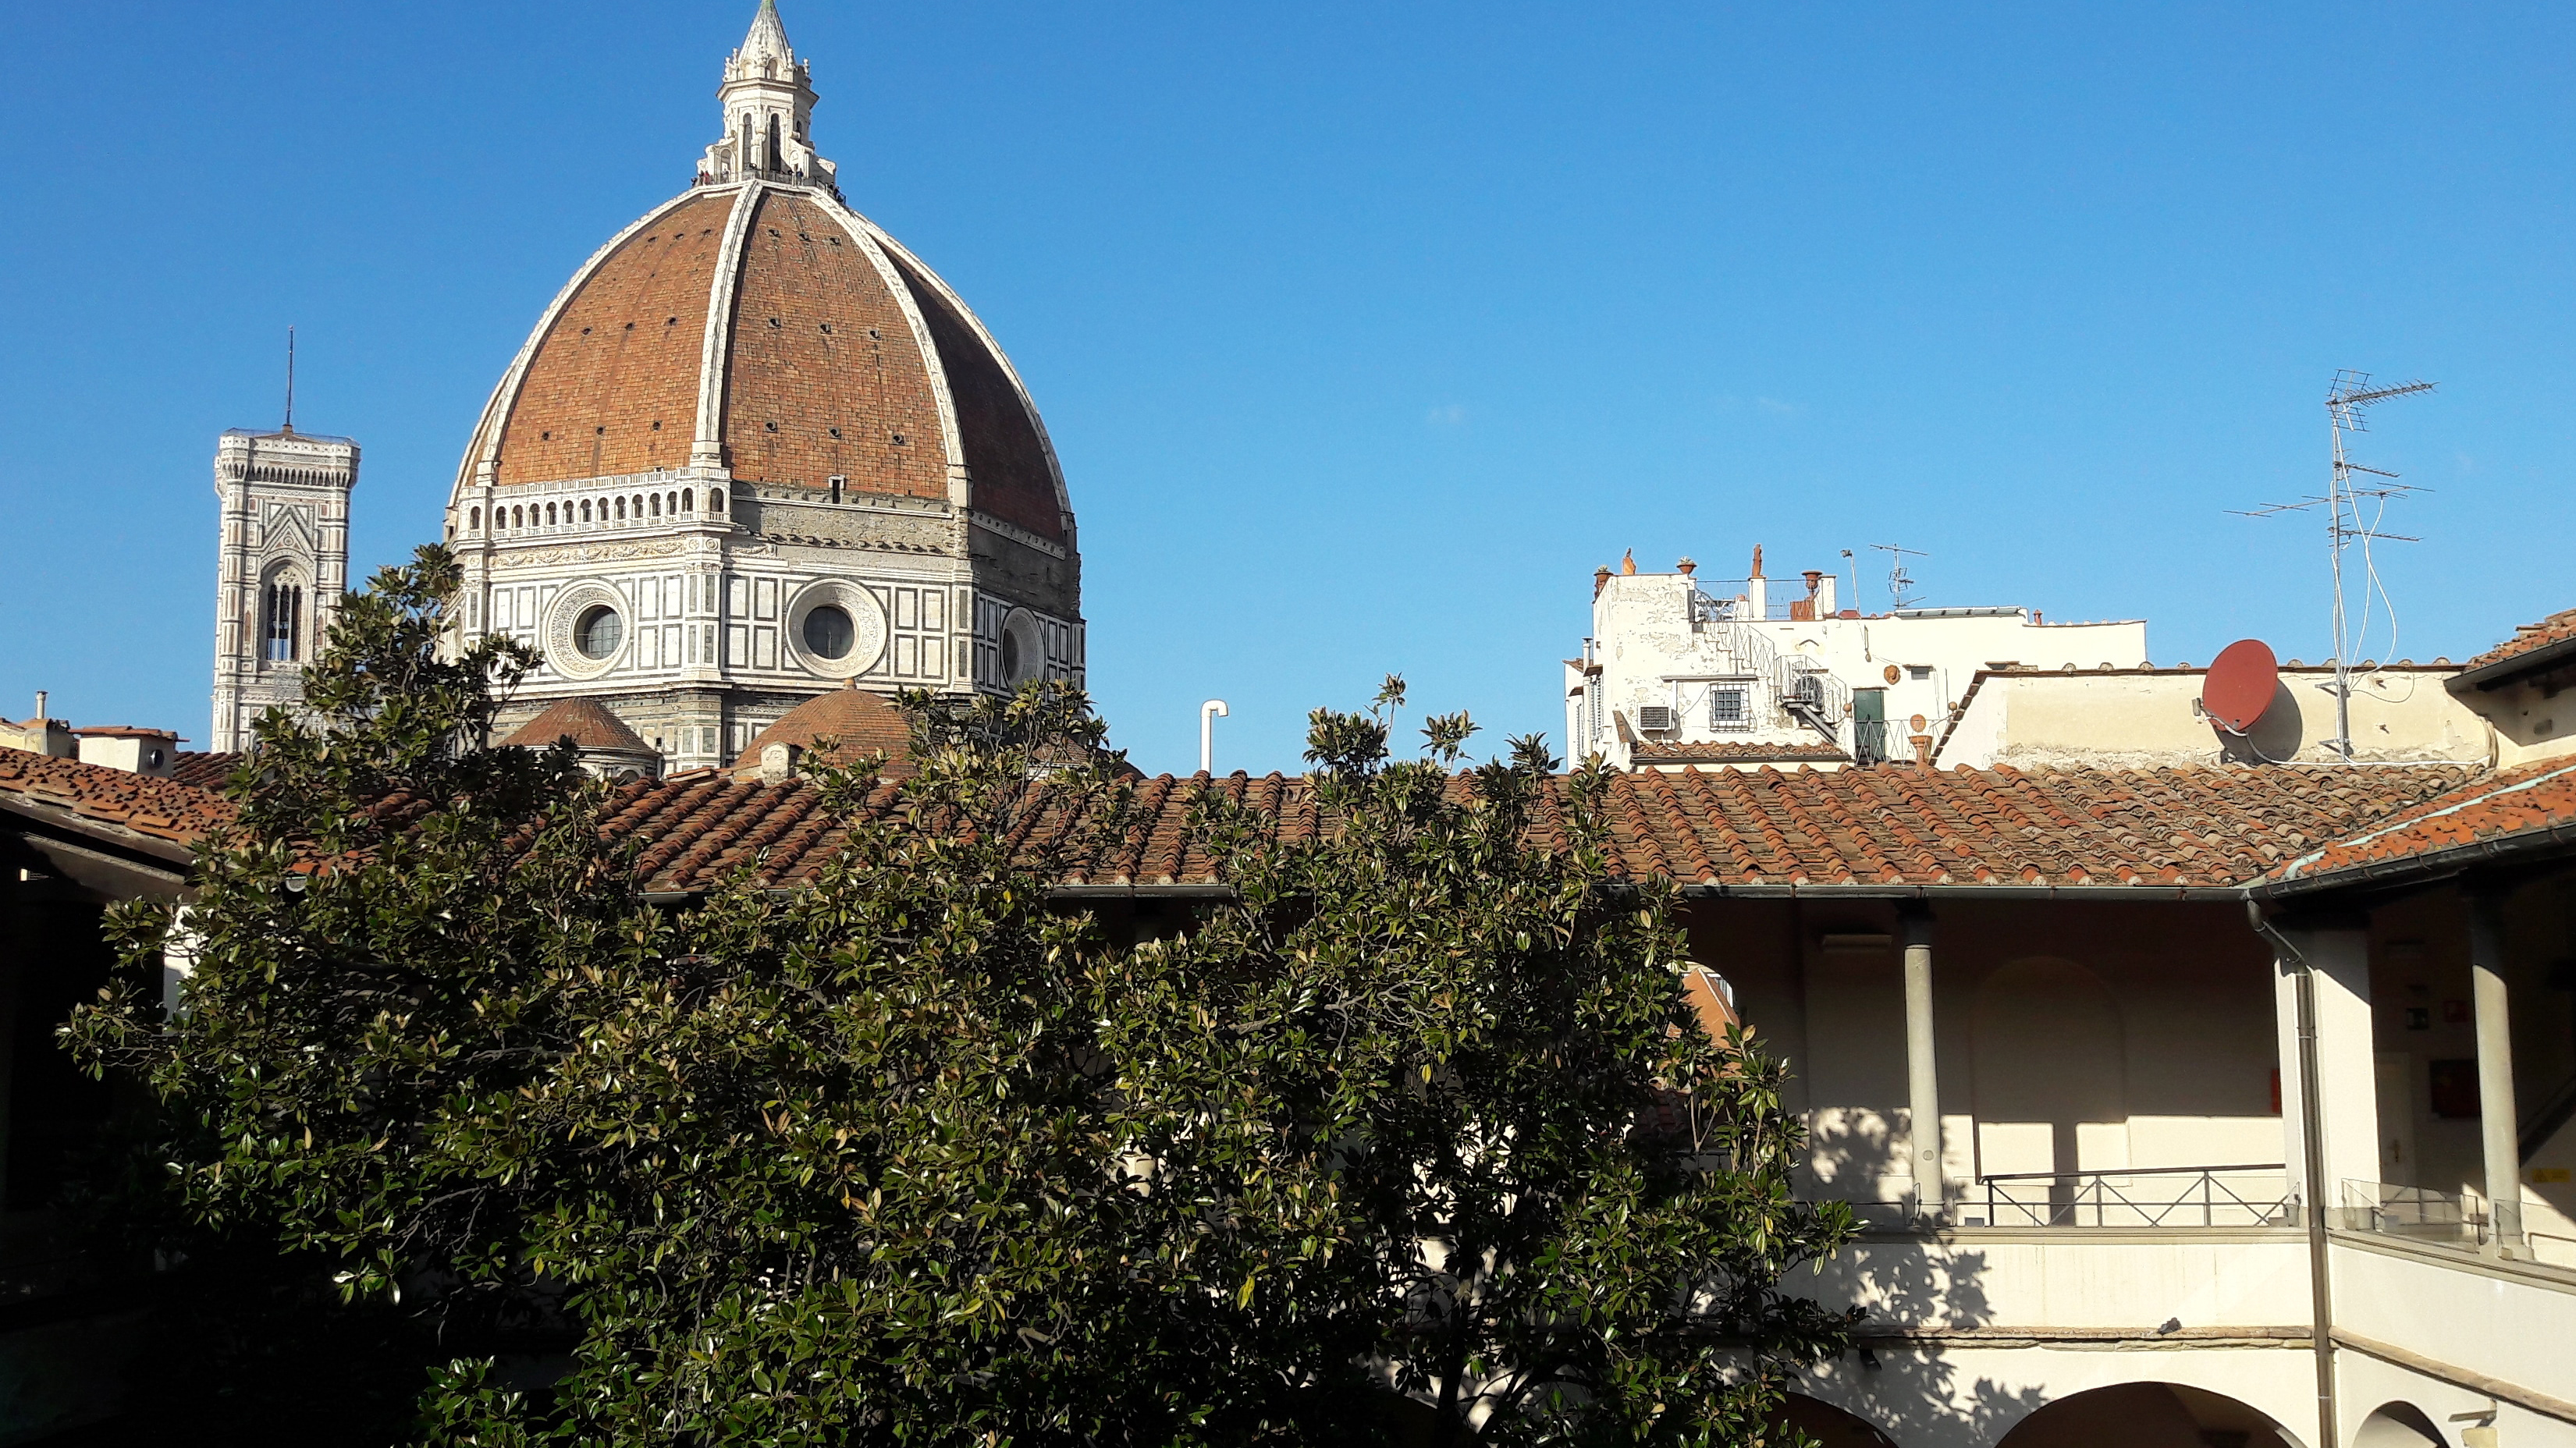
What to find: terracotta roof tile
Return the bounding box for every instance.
[2460,606,2576,676]
[0,750,233,850]
[595,762,2474,896]
[170,752,243,789]
[0,750,2483,899]
[732,685,911,776]
[1629,740,1850,765]
[501,697,653,754]
[2266,757,2576,889]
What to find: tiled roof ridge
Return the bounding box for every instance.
[2458,605,2576,677]
[1,751,2485,898]
[2267,756,2576,888]
[0,749,233,851]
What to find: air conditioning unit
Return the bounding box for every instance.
[1636,704,1676,733]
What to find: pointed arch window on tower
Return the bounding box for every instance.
[263,577,304,664]
[766,113,784,174]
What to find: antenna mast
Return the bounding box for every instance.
[2232,370,2436,760]
[1871,544,1928,609]
[282,325,297,433]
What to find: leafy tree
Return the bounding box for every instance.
[69,555,1853,1446]
[1100,678,1858,1445]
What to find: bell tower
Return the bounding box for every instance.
[211,427,358,752]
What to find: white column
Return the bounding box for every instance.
[2277,918,2378,1221]
[2468,886,2523,1246]
[1901,907,1942,1220]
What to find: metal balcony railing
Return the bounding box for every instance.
[1969,1164,2295,1229]
[2340,1180,2521,1245]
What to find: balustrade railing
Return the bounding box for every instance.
[2340,1179,2521,1245]
[1967,1164,2294,1229]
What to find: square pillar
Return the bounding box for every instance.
[2273,916,2378,1223]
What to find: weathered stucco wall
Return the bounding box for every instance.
[1936,667,2492,770]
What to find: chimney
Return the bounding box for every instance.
[73,727,181,777]
[1620,548,1636,576]
[1750,545,1764,580]
[1814,571,1837,616]
[1594,565,1612,598]
[1676,556,1697,577]
[1910,734,1935,768]
[34,690,46,723]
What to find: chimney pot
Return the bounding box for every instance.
[1676,556,1697,576]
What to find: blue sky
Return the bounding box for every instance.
[3,2,2571,775]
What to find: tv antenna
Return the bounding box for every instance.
[2232,370,2436,760]
[1871,544,1928,609]
[282,325,297,433]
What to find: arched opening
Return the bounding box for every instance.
[579,499,592,523]
[1973,956,2128,1217]
[711,489,726,514]
[1770,1393,1896,1446]
[682,488,693,513]
[468,507,481,532]
[1996,1382,2300,1448]
[2354,1403,2446,1446]
[615,497,627,521]
[545,502,557,527]
[510,506,523,530]
[765,112,783,172]
[649,494,661,518]
[260,572,304,665]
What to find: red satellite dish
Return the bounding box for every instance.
[2202,639,2280,734]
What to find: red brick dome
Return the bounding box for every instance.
[732,682,914,778]
[455,180,1071,544]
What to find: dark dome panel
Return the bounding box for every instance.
[885,251,1066,542]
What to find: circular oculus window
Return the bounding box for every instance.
[576,605,624,659]
[542,580,631,680]
[997,608,1046,688]
[801,605,855,660]
[784,582,886,678]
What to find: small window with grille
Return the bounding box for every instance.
[1710,687,1750,732]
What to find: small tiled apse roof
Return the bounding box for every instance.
[501,697,653,754]
[455,183,1071,543]
[733,683,914,777]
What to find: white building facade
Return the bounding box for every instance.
[1568,552,2145,770]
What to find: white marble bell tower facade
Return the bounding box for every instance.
[211,428,357,753]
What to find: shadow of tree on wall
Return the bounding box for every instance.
[1804,1108,1906,1223]
[1792,1237,2051,1446]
